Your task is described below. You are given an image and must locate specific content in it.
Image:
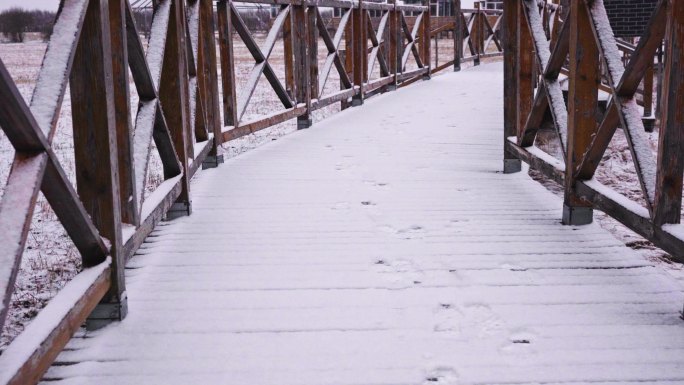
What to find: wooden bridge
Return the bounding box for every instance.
[0,0,683,384]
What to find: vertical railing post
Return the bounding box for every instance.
[342,5,355,109]
[283,5,296,100]
[308,4,320,105]
[201,0,225,168]
[421,0,431,79]
[502,0,521,173]
[388,0,399,90]
[110,0,138,226]
[218,0,238,129]
[352,0,367,105]
[473,2,481,65]
[70,0,127,328]
[161,0,192,219]
[654,0,684,226]
[517,1,533,139]
[563,0,599,225]
[293,0,312,128]
[453,0,461,71]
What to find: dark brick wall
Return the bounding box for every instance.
[602,0,658,38]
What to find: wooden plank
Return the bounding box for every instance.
[222,105,307,141]
[70,0,126,305]
[654,0,684,225]
[311,87,358,110]
[0,261,110,385]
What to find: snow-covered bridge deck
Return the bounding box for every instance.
[44,63,684,384]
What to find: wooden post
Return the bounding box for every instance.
[292,3,312,128]
[423,1,431,78]
[160,0,192,218]
[654,0,684,226]
[388,0,399,89]
[308,6,320,103]
[473,2,481,65]
[453,0,461,71]
[342,6,355,109]
[201,0,224,168]
[502,0,521,173]
[283,7,295,99]
[70,0,127,327]
[218,0,238,128]
[352,0,367,105]
[563,0,599,226]
[517,1,533,139]
[109,0,138,226]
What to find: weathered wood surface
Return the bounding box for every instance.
[44,63,684,385]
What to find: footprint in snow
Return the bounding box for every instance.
[423,367,460,385]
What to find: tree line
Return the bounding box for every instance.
[0,8,56,42]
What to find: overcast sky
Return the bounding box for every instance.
[0,0,59,11]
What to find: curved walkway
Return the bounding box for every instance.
[44,63,684,385]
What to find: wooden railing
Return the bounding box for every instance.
[503,0,684,261]
[430,4,504,73]
[0,0,503,383]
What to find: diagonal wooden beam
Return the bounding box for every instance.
[585,0,657,210]
[576,0,666,182]
[520,0,568,157]
[30,0,90,141]
[367,11,389,79]
[232,4,293,121]
[317,8,352,96]
[482,13,502,52]
[125,0,158,101]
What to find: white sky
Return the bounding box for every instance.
[0,0,60,11]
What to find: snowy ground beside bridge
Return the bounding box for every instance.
[42,62,684,384]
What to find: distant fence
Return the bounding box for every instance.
[0,0,502,383]
[503,0,684,260]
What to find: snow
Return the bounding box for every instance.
[141,175,182,220]
[0,257,110,384]
[43,63,684,385]
[146,0,171,90]
[30,0,89,137]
